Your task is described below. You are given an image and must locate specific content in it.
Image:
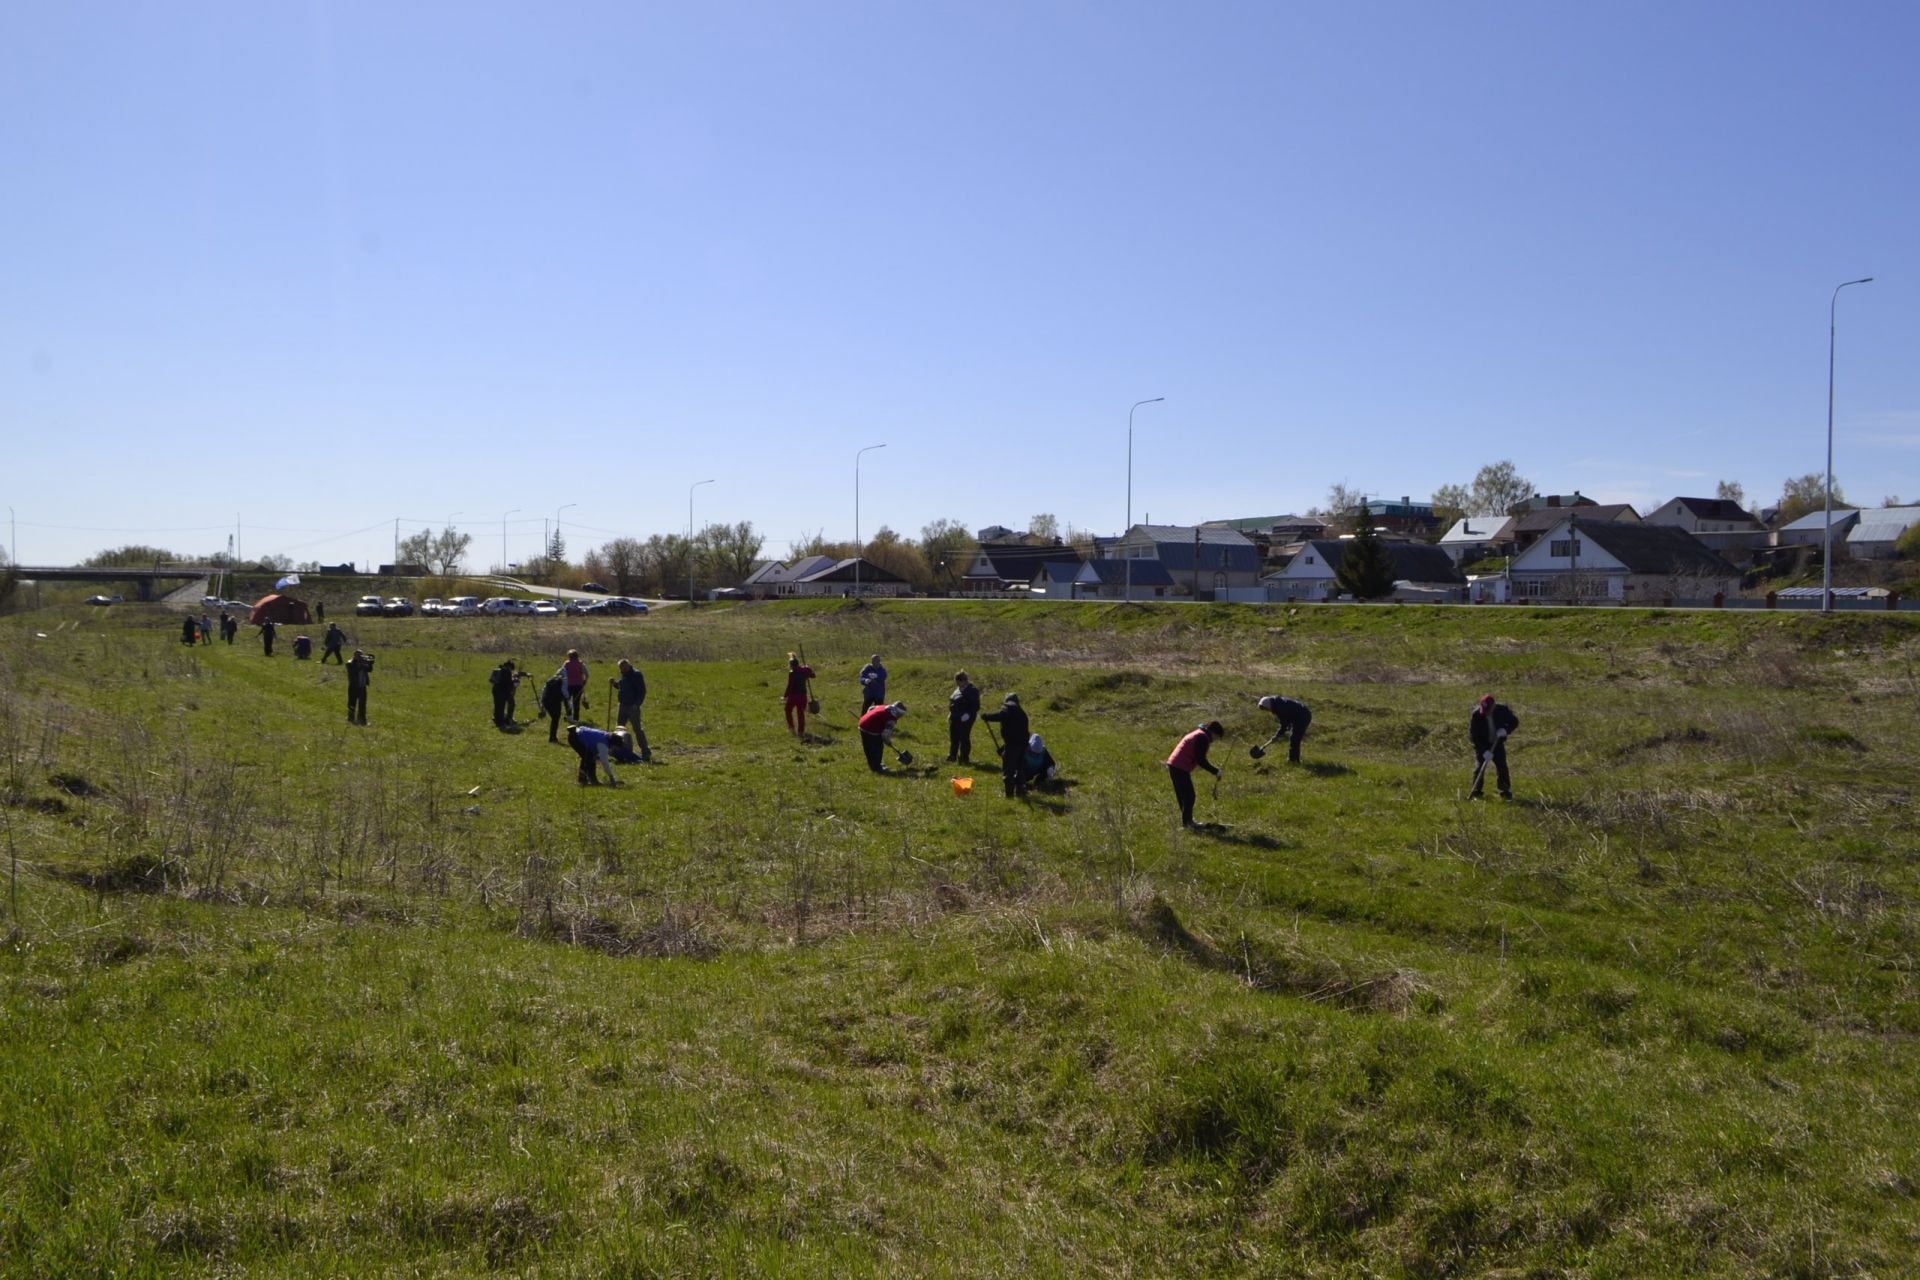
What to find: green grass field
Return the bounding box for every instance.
[3,599,1918,1277]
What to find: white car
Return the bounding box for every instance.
[532,602,561,618]
[445,596,480,617]
[355,594,385,617]
[479,597,535,616]
[420,597,443,616]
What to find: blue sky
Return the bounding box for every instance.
[4,1,1916,570]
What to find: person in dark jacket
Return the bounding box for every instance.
[345,649,374,725]
[320,622,346,664]
[1468,693,1519,799]
[221,611,236,644]
[490,660,524,727]
[200,614,214,646]
[947,670,980,763]
[259,618,277,657]
[1254,695,1312,764]
[315,601,325,622]
[858,654,888,712]
[1167,721,1224,828]
[539,673,568,743]
[611,659,651,761]
[857,701,906,773]
[1018,733,1059,791]
[567,724,618,785]
[982,692,1031,797]
[180,615,198,646]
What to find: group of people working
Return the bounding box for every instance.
[488,648,654,784]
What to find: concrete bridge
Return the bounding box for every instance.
[11,565,221,601]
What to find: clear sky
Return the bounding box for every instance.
[4,1,1916,570]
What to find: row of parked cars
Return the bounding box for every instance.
[352,594,650,619]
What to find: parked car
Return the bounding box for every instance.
[355,594,385,616]
[479,597,535,616]
[86,594,124,606]
[420,597,444,616]
[383,597,414,617]
[592,598,649,616]
[532,602,561,618]
[580,582,609,594]
[201,594,222,608]
[708,587,751,601]
[445,596,480,617]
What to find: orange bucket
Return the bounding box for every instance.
[951,777,974,797]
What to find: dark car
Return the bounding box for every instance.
[580,582,609,594]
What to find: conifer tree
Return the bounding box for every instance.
[1334,502,1395,599]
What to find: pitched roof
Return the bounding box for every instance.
[1846,505,1920,543]
[1126,525,1262,572]
[741,560,788,585]
[1077,558,1174,586]
[1512,503,1637,536]
[792,557,907,584]
[965,543,1072,581]
[1033,561,1082,583]
[1565,518,1739,576]
[1776,507,1859,533]
[1199,514,1324,534]
[1275,540,1466,585]
[1438,515,1515,543]
[1669,496,1759,524]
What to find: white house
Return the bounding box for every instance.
[1071,558,1175,600]
[1507,517,1740,603]
[1265,540,1468,602]
[1773,508,1859,548]
[1641,497,1767,556]
[1437,515,1515,564]
[1845,506,1920,559]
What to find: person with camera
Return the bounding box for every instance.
[345,649,374,725]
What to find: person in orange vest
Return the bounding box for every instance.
[1166,721,1224,828]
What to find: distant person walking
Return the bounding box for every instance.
[982,692,1030,797]
[259,618,277,657]
[220,611,237,644]
[947,670,980,763]
[1468,694,1519,800]
[783,653,816,736]
[345,650,374,725]
[320,622,346,664]
[612,659,651,761]
[1254,695,1312,764]
[566,724,619,786]
[858,654,888,712]
[559,649,588,721]
[315,601,325,623]
[1167,721,1224,829]
[200,614,214,646]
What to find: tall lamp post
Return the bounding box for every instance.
[501,508,520,575]
[855,443,886,597]
[1125,397,1164,602]
[688,478,714,603]
[1823,277,1874,613]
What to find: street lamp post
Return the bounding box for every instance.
[501,508,520,575]
[688,479,714,603]
[1125,398,1164,602]
[1824,277,1874,613]
[855,443,887,597]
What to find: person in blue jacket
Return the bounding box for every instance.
[858,654,888,712]
[566,724,619,786]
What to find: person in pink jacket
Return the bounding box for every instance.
[558,649,588,721]
[1166,721,1224,828]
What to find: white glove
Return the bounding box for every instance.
[961,714,972,723]
[1481,751,1493,763]
[1495,729,1507,741]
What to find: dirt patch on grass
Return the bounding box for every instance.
[518,901,721,959]
[51,852,172,895]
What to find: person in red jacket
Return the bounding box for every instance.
[783,652,816,736]
[858,701,906,773]
[558,649,589,721]
[1166,720,1224,828]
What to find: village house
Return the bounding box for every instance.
[1265,540,1468,602]
[959,541,1074,594]
[1110,525,1262,598]
[1844,506,1920,559]
[1508,502,1638,554]
[1436,515,1516,564]
[1641,497,1768,557]
[1506,516,1739,603]
[1773,508,1860,548]
[1058,558,1175,600]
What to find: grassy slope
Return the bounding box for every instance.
[3,600,1919,1277]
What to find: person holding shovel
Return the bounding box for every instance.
[1468,693,1519,800]
[345,649,374,725]
[857,701,907,773]
[1253,695,1312,764]
[1167,721,1225,828]
[982,692,1030,798]
[611,658,651,761]
[782,652,816,736]
[947,670,980,763]
[539,670,568,743]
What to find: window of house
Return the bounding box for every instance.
[1549,538,1582,557]
[1304,555,1314,565]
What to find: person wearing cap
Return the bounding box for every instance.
[490,659,524,728]
[982,693,1031,797]
[1255,695,1312,764]
[566,724,619,785]
[1166,721,1225,828]
[1468,694,1520,799]
[947,671,980,763]
[858,654,888,713]
[539,669,568,742]
[611,659,651,761]
[857,701,906,773]
[345,649,374,725]
[1018,733,1059,791]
